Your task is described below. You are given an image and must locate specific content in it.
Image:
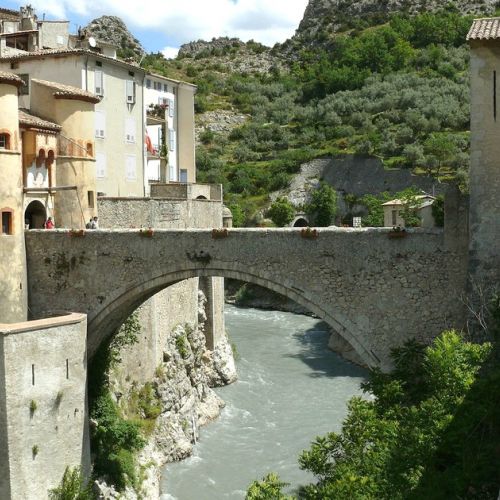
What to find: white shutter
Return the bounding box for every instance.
[126,80,135,103]
[158,97,168,105]
[125,118,136,143]
[95,111,105,138]
[168,98,175,117]
[95,70,104,96]
[126,154,136,180]
[168,129,176,151]
[96,152,106,178]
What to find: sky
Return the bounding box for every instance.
[2,0,309,58]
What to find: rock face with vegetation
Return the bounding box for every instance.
[297,0,497,39]
[91,290,236,499]
[84,16,145,60]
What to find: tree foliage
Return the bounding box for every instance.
[306,184,337,227]
[268,198,296,227]
[49,467,93,500]
[247,326,499,499]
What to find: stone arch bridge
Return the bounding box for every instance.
[25,228,467,370]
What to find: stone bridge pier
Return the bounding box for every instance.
[25,227,468,370]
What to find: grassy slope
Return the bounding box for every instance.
[143,10,475,226]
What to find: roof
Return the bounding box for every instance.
[0,70,23,86]
[0,29,38,37]
[18,109,61,131]
[0,48,145,72]
[31,78,101,103]
[382,195,435,207]
[147,71,197,88]
[467,18,500,41]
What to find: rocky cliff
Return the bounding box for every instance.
[297,0,497,38]
[84,16,145,60]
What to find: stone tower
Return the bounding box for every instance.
[468,21,500,296]
[30,79,99,229]
[0,72,28,323]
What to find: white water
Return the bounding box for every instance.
[161,305,366,499]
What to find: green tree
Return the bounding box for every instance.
[246,473,292,500]
[432,194,444,227]
[49,467,93,500]
[306,183,337,227]
[267,198,295,227]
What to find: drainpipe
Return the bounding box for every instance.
[142,72,147,196]
[176,82,180,182]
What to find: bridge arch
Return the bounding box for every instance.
[87,265,376,367]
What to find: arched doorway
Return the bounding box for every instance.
[25,200,46,229]
[293,217,309,227]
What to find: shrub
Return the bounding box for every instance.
[267,198,295,227]
[306,183,338,227]
[49,467,93,500]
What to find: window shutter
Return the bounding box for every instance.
[125,118,136,143]
[168,129,176,151]
[126,155,136,180]
[168,98,175,117]
[126,80,135,103]
[96,152,106,178]
[95,70,104,96]
[95,111,105,138]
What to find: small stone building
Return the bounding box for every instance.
[382,194,436,228]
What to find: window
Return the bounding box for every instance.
[126,80,135,104]
[126,154,136,181]
[158,97,168,106]
[86,142,93,157]
[95,111,105,138]
[168,129,176,151]
[125,118,136,143]
[0,133,10,149]
[57,35,64,45]
[163,83,168,92]
[95,69,104,96]
[96,152,106,178]
[168,98,175,117]
[180,169,188,183]
[1,210,13,235]
[391,210,397,226]
[88,191,95,208]
[19,73,29,95]
[96,60,102,67]
[146,78,151,89]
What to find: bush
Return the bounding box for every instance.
[267,198,295,227]
[306,183,338,227]
[49,467,93,500]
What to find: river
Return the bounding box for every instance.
[161,305,367,499]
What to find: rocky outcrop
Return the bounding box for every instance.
[95,291,237,499]
[196,110,248,143]
[179,37,285,75]
[297,0,497,37]
[84,16,144,60]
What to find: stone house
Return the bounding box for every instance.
[382,194,436,228]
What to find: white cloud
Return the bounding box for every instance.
[162,46,180,59]
[17,0,308,48]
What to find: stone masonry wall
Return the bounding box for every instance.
[26,227,468,370]
[0,313,89,499]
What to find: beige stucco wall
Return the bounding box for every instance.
[0,313,89,500]
[469,41,500,290]
[0,83,28,323]
[0,54,146,198]
[30,81,97,229]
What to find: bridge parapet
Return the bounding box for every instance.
[25,227,467,370]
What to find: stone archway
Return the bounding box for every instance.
[293,217,309,227]
[25,200,46,229]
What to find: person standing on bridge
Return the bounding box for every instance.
[44,217,54,229]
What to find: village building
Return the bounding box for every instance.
[145,73,196,190]
[382,194,436,228]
